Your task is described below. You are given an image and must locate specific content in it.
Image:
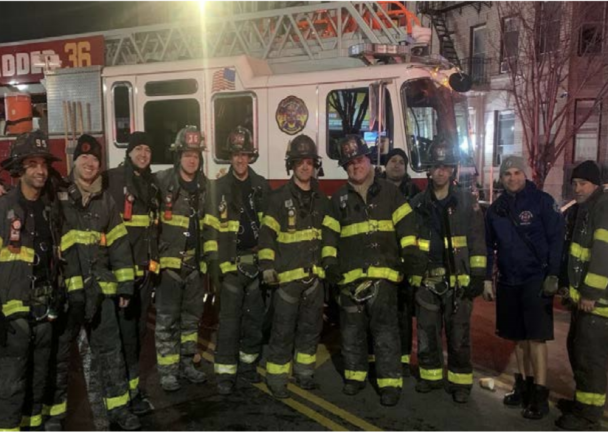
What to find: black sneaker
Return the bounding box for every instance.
[380,388,400,406]
[342,380,366,396]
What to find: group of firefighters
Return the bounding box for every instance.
[0,125,606,432]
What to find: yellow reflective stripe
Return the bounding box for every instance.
[409,275,423,287]
[576,390,606,407]
[418,239,430,252]
[278,266,325,284]
[66,276,84,292]
[449,274,471,287]
[161,214,190,229]
[214,363,237,375]
[368,355,376,363]
[105,224,128,247]
[401,354,411,364]
[0,236,3,250]
[0,427,20,431]
[444,236,467,248]
[378,378,403,388]
[60,230,101,251]
[470,256,487,269]
[266,361,291,375]
[258,248,275,261]
[135,267,145,277]
[219,221,240,233]
[122,214,150,227]
[295,352,316,365]
[0,246,35,263]
[160,257,183,270]
[345,370,367,382]
[420,367,443,381]
[263,215,281,234]
[448,371,473,385]
[392,202,413,225]
[113,267,134,282]
[200,261,207,274]
[203,240,218,253]
[594,228,608,243]
[322,246,337,258]
[570,243,591,262]
[20,415,42,428]
[203,214,220,231]
[157,353,180,366]
[278,228,322,244]
[584,272,608,290]
[98,281,117,295]
[400,235,417,248]
[43,401,67,417]
[341,220,394,238]
[129,377,140,391]
[105,390,129,411]
[257,212,263,223]
[322,216,340,233]
[220,262,238,274]
[2,300,29,317]
[239,351,259,364]
[181,332,198,344]
[340,266,402,285]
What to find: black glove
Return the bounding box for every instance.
[0,312,16,347]
[465,276,485,299]
[324,265,342,286]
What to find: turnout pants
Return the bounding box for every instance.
[416,286,473,391]
[0,319,52,431]
[45,298,131,422]
[339,280,402,390]
[155,267,204,378]
[567,310,608,422]
[266,279,324,388]
[398,282,415,368]
[118,275,155,398]
[214,271,265,384]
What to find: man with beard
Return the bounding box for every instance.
[260,135,330,398]
[104,131,159,414]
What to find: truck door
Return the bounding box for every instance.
[105,75,136,169]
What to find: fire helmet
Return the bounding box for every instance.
[337,134,370,168]
[285,134,321,172]
[1,129,60,177]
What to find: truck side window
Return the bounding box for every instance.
[143,99,201,165]
[212,93,256,163]
[326,88,393,162]
[112,82,133,147]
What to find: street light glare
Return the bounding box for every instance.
[197,0,206,14]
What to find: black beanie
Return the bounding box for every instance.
[127,131,151,155]
[382,148,408,167]
[73,134,102,162]
[571,160,601,186]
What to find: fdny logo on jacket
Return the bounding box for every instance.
[519,210,533,225]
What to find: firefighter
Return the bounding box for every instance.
[485,155,564,419]
[321,135,420,407]
[46,134,140,430]
[0,131,61,431]
[408,143,486,404]
[556,161,608,431]
[380,147,420,377]
[104,131,159,415]
[154,126,208,392]
[203,126,271,396]
[260,135,330,399]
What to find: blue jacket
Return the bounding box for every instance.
[485,181,564,285]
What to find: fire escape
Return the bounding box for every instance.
[417,2,491,83]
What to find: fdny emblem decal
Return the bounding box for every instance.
[340,140,359,160]
[519,210,534,225]
[276,96,308,135]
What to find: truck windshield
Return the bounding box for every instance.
[401,77,472,172]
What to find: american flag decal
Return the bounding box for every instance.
[212,68,236,92]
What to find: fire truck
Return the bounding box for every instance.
[0,1,474,194]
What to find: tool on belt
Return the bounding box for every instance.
[236,253,259,279]
[343,279,379,303]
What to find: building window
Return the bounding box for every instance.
[500,17,520,74]
[212,92,256,162]
[469,25,487,84]
[574,100,602,162]
[326,87,393,161]
[143,99,200,165]
[144,79,198,97]
[578,3,606,55]
[537,2,562,55]
[112,82,133,148]
[494,110,515,166]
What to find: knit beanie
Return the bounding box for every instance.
[571,160,601,186]
[127,131,151,155]
[499,155,526,177]
[73,134,102,162]
[382,148,409,167]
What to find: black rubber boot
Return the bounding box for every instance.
[415,379,444,393]
[523,376,535,407]
[522,384,549,420]
[342,380,366,396]
[380,387,400,407]
[557,398,575,413]
[556,413,601,431]
[503,373,525,407]
[110,407,142,431]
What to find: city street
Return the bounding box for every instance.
[62,298,608,431]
